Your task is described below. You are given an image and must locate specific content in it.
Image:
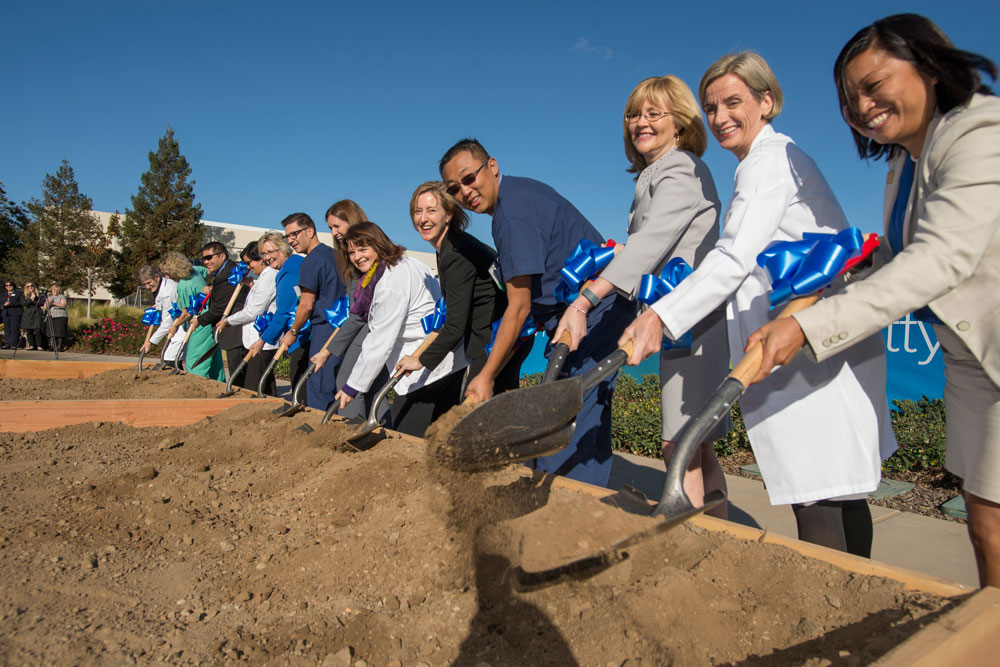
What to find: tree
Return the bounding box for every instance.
[6,160,113,312]
[112,126,204,298]
[0,181,30,273]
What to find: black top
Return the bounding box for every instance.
[419,229,506,375]
[199,258,249,350]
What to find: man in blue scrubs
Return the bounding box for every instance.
[439,138,631,486]
[280,212,345,410]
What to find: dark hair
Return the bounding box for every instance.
[835,13,997,160]
[201,241,229,259]
[324,199,369,282]
[240,241,261,263]
[438,138,491,176]
[342,222,406,280]
[280,212,316,230]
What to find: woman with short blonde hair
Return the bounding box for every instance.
[623,75,709,172]
[698,51,784,120]
[160,252,224,380]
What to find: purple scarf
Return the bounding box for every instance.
[349,260,385,322]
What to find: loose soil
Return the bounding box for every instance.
[0,369,254,401]
[0,374,961,664]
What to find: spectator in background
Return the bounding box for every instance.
[44,285,68,353]
[3,280,24,349]
[20,282,46,350]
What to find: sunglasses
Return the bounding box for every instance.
[445,160,490,196]
[201,251,223,263]
[282,227,309,242]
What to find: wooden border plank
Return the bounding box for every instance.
[0,398,282,432]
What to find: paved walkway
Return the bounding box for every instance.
[4,350,978,589]
[609,450,978,589]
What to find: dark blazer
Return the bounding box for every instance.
[419,229,505,378]
[198,258,248,351]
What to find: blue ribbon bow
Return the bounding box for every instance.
[168,302,182,319]
[228,262,250,286]
[484,316,539,356]
[554,239,617,303]
[142,307,162,326]
[421,298,447,334]
[637,258,694,351]
[324,295,351,328]
[757,228,865,308]
[186,293,209,315]
[254,312,273,334]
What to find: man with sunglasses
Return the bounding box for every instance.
[439,138,632,487]
[196,242,249,383]
[279,212,346,410]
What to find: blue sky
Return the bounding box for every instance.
[2,1,998,251]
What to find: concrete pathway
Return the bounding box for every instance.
[609,450,979,589]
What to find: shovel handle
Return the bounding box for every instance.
[542,330,573,385]
[580,340,632,394]
[727,294,820,388]
[142,323,155,347]
[256,340,288,397]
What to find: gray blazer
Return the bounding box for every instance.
[601,149,721,297]
[795,94,1000,387]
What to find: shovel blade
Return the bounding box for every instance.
[432,378,583,470]
[295,423,315,434]
[513,488,727,592]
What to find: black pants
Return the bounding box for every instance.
[391,369,464,438]
[244,348,277,396]
[3,309,22,348]
[24,328,43,349]
[792,499,874,558]
[288,345,310,391]
[224,346,249,388]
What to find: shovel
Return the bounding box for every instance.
[217,347,257,398]
[541,330,572,384]
[171,323,197,375]
[258,340,288,397]
[278,325,344,420]
[324,332,441,443]
[432,340,633,472]
[136,323,156,376]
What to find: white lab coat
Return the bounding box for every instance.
[150,277,185,361]
[226,266,278,350]
[651,124,897,505]
[346,256,467,396]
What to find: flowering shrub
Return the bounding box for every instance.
[74,317,149,354]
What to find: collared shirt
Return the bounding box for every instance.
[150,277,184,346]
[226,266,278,349]
[299,243,346,324]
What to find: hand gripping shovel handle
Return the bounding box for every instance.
[282,326,342,417]
[542,330,572,385]
[653,294,819,518]
[257,340,288,397]
[173,323,197,374]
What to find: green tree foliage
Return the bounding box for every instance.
[112,127,204,298]
[0,182,30,273]
[6,160,113,297]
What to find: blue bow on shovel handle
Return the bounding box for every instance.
[758,228,867,308]
[228,262,250,286]
[281,295,352,418]
[554,239,617,304]
[637,258,695,351]
[421,298,447,334]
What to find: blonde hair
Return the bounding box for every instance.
[158,252,193,280]
[409,181,469,232]
[258,230,293,258]
[698,51,783,120]
[623,75,708,173]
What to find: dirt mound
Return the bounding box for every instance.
[0,368,247,400]
[0,375,957,664]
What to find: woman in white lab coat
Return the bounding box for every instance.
[619,51,896,557]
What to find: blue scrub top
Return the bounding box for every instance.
[491,175,605,329]
[298,242,346,325]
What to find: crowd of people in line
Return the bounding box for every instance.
[4,14,998,588]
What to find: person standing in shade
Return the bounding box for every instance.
[439,138,632,487]
[280,212,346,410]
[196,242,249,384]
[20,282,45,350]
[137,265,185,368]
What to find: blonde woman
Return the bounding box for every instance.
[553,75,729,516]
[159,252,224,381]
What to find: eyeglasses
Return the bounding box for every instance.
[283,227,309,243]
[445,160,490,196]
[261,249,280,257]
[201,252,223,263]
[625,110,672,124]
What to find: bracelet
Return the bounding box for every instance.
[580,287,601,308]
[571,304,589,316]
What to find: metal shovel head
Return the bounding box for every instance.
[431,378,583,471]
[191,342,221,370]
[513,488,727,592]
[136,349,146,376]
[217,359,249,398]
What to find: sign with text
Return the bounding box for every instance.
[882,314,945,405]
